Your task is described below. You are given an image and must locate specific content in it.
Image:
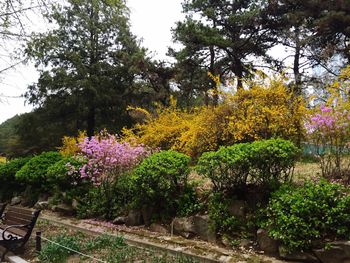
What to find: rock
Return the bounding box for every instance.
[10,196,21,206]
[149,223,168,234]
[221,236,232,248]
[239,239,251,249]
[228,200,247,219]
[141,205,153,226]
[34,201,49,210]
[126,209,143,226]
[172,217,196,235]
[52,204,75,216]
[113,216,127,225]
[71,199,79,210]
[37,193,49,202]
[279,246,319,263]
[313,241,350,263]
[256,229,279,254]
[193,215,216,243]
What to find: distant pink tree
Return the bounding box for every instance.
[305,105,350,179]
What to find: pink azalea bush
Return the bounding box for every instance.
[78,132,151,184]
[305,105,350,180]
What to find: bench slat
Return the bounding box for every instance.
[6,207,34,217]
[5,210,34,221]
[3,214,33,225]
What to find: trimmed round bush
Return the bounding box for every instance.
[16,151,62,185]
[46,156,86,188]
[0,157,31,201]
[248,138,299,185]
[196,143,251,192]
[131,150,191,217]
[0,157,31,182]
[264,180,350,252]
[196,138,299,193]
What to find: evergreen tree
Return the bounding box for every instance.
[25,0,148,137]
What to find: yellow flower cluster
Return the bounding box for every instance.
[122,76,306,157]
[59,131,86,157]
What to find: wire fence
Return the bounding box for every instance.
[38,233,106,263]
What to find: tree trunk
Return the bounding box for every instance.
[293,27,302,96]
[87,106,95,138]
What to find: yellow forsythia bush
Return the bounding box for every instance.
[122,77,306,157]
[59,131,86,156]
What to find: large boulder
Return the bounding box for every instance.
[126,209,143,226]
[313,241,350,263]
[112,216,127,225]
[172,217,196,238]
[10,196,21,206]
[279,246,319,263]
[193,215,216,243]
[52,204,75,216]
[141,205,153,226]
[34,201,49,210]
[256,229,279,254]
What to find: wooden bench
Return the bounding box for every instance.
[0,206,41,261]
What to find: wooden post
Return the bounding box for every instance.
[35,231,41,252]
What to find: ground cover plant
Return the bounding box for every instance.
[34,220,198,263]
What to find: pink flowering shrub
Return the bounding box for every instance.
[78,132,151,184]
[305,105,350,180]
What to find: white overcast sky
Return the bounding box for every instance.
[0,0,185,124]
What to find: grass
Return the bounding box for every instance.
[33,220,198,263]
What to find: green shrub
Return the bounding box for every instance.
[46,156,85,189]
[196,139,299,193]
[0,157,31,201]
[263,180,350,252]
[177,184,202,217]
[131,150,190,218]
[208,193,240,235]
[16,151,62,186]
[248,139,299,186]
[77,173,133,219]
[196,143,251,192]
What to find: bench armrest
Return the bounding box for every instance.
[2,224,27,241]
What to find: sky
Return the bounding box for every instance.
[0,0,184,124]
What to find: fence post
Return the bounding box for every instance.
[35,231,41,252]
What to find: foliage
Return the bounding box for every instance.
[15,151,62,186]
[78,131,151,185]
[208,193,240,235]
[46,156,86,189]
[59,131,86,157]
[305,66,350,181]
[196,143,251,192]
[177,184,202,217]
[23,0,158,142]
[0,157,30,201]
[196,139,299,193]
[123,77,305,157]
[248,139,299,186]
[263,180,350,252]
[131,150,191,217]
[76,173,133,220]
[226,79,305,143]
[38,233,81,263]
